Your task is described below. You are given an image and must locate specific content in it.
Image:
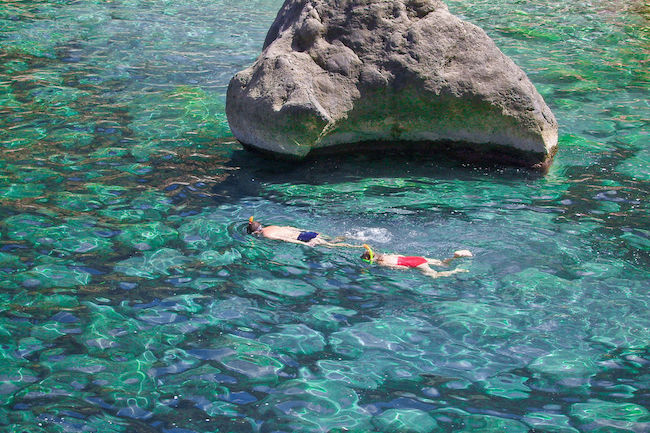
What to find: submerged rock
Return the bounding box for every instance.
[226,0,558,169]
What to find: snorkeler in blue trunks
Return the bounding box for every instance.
[247,217,360,248]
[297,231,319,242]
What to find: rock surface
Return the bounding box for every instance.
[226,0,558,169]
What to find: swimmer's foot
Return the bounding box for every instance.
[440,250,473,265]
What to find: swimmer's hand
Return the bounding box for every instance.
[453,250,473,258]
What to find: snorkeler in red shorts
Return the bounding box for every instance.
[360,244,472,279]
[247,217,361,248]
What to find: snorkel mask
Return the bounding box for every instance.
[362,244,374,263]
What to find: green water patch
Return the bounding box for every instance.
[620,229,650,253]
[204,296,280,330]
[616,147,650,181]
[126,86,229,145]
[28,85,90,109]
[156,363,237,418]
[528,349,602,392]
[79,301,150,355]
[116,221,178,251]
[0,1,108,58]
[615,131,649,151]
[99,207,163,223]
[479,373,531,400]
[558,134,616,167]
[259,324,325,356]
[52,192,105,212]
[260,378,373,432]
[0,348,39,406]
[326,315,456,384]
[209,334,284,384]
[0,252,23,270]
[0,183,46,200]
[329,316,431,358]
[11,291,79,311]
[500,268,578,302]
[372,408,439,433]
[177,213,232,250]
[85,183,128,205]
[302,304,357,332]
[3,213,114,255]
[496,24,564,42]
[114,248,189,279]
[242,277,317,301]
[16,262,91,288]
[36,225,113,255]
[0,125,48,150]
[314,358,387,390]
[570,400,650,432]
[196,248,242,267]
[2,213,53,241]
[0,0,648,432]
[261,172,571,222]
[453,414,530,433]
[523,412,579,433]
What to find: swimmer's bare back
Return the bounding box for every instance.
[261,225,361,248]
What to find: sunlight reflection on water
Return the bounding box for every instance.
[0,0,648,432]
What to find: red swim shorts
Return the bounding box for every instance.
[396,256,428,267]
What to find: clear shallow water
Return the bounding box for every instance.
[0,0,648,431]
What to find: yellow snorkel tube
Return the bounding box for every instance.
[362,244,374,263]
[247,216,259,234]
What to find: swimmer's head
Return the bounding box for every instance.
[247,216,262,234]
[361,244,374,263]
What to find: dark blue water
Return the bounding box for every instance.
[0,0,648,432]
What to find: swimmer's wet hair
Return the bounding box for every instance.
[247,216,262,234]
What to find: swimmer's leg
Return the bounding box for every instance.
[437,250,473,266]
[418,264,468,279]
[435,268,469,277]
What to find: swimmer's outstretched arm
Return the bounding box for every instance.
[319,234,365,247]
[313,239,365,248]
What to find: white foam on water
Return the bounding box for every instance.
[345,227,393,244]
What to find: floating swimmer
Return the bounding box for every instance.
[247,217,361,248]
[361,244,472,279]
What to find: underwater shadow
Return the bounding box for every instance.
[211,139,546,201]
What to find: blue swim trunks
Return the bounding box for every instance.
[297,231,319,242]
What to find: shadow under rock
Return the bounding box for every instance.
[211,137,544,201]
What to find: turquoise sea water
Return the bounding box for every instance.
[0,0,648,432]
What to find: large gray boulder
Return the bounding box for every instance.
[226,0,558,169]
